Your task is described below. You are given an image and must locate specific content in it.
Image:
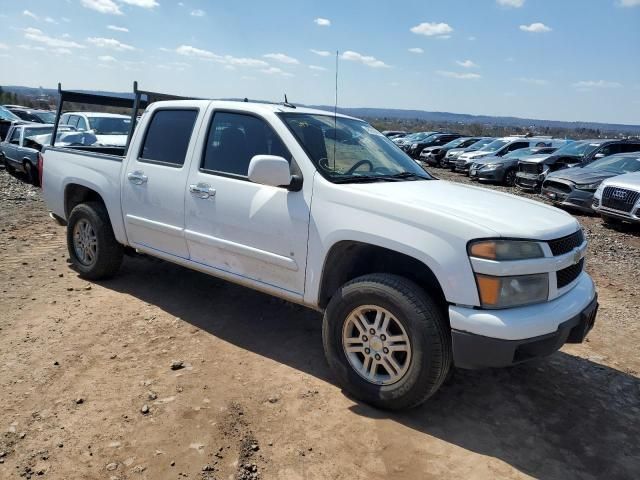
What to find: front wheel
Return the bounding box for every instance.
[24,161,38,186]
[67,202,124,280]
[322,274,451,410]
[503,168,517,186]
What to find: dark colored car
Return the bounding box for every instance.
[7,108,56,124]
[382,130,408,138]
[407,133,462,159]
[469,145,564,186]
[541,153,640,212]
[0,106,24,141]
[393,131,441,149]
[515,139,640,191]
[420,136,486,167]
[444,137,494,169]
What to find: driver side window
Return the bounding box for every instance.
[201,112,291,177]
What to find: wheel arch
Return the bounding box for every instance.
[317,240,448,317]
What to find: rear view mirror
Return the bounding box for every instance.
[248,155,292,188]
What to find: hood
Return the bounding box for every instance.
[446,148,465,157]
[422,146,440,153]
[344,179,579,240]
[547,167,619,184]
[459,150,492,160]
[601,172,640,190]
[470,155,502,166]
[518,153,556,165]
[95,134,127,147]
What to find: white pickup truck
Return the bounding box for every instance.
[41,99,598,410]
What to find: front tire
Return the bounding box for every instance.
[24,161,38,186]
[67,202,124,280]
[322,274,451,410]
[503,168,517,186]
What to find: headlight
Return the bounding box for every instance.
[468,239,544,260]
[594,183,605,199]
[475,273,549,308]
[482,162,504,169]
[411,143,419,149]
[575,181,601,191]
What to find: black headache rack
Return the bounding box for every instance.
[50,81,197,154]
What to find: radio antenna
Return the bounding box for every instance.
[333,50,339,170]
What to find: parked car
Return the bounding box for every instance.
[592,172,640,225]
[382,130,408,138]
[515,139,640,191]
[455,137,552,174]
[42,97,597,410]
[393,131,441,149]
[60,112,131,147]
[420,136,485,167]
[470,142,569,186]
[444,137,494,169]
[0,124,78,184]
[0,105,24,141]
[407,133,462,159]
[542,153,640,213]
[7,107,56,124]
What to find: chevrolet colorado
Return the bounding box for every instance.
[41,91,598,410]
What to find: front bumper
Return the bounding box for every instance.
[449,273,597,368]
[470,166,506,181]
[542,187,595,213]
[516,171,543,190]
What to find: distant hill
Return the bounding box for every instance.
[4,84,639,135]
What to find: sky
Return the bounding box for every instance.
[0,0,639,125]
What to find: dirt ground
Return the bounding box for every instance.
[1,167,639,480]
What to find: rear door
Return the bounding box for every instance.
[4,127,21,165]
[121,107,203,258]
[183,108,310,299]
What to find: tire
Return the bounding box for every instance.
[24,161,38,186]
[322,273,452,410]
[66,202,124,280]
[503,168,517,187]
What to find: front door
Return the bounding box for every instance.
[184,109,310,300]
[121,108,202,259]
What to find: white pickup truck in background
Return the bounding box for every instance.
[41,93,598,410]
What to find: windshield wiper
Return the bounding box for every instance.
[332,172,430,184]
[385,172,430,180]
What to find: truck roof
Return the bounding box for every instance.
[63,112,130,118]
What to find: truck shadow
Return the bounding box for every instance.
[102,254,640,480]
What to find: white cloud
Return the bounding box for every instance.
[263,53,299,64]
[618,0,640,5]
[342,50,390,68]
[309,65,327,71]
[107,25,129,32]
[314,18,331,26]
[0,43,8,49]
[572,80,622,89]
[87,37,135,50]
[24,28,85,49]
[468,36,477,41]
[120,0,159,7]
[23,10,38,20]
[497,0,525,7]
[98,55,117,62]
[45,17,58,24]
[260,66,294,77]
[191,9,205,17]
[408,47,424,54]
[437,70,481,80]
[81,0,123,15]
[410,22,453,37]
[61,17,71,22]
[310,49,330,57]
[456,59,478,68]
[520,22,552,33]
[519,77,549,85]
[175,45,269,68]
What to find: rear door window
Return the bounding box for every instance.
[139,109,198,167]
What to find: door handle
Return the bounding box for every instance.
[189,183,216,199]
[127,171,148,185]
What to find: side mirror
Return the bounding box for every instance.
[248,155,292,188]
[593,153,606,160]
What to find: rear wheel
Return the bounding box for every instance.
[24,161,38,186]
[67,202,124,280]
[322,273,451,410]
[503,168,517,186]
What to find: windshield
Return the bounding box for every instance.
[586,155,640,174]
[467,138,494,150]
[33,111,56,123]
[0,106,21,121]
[88,117,131,135]
[281,113,432,182]
[480,139,509,152]
[442,137,470,149]
[24,126,55,138]
[504,146,556,158]
[553,141,600,158]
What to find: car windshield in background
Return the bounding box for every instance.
[24,126,54,137]
[586,155,640,174]
[553,141,600,158]
[280,113,432,183]
[88,117,131,135]
[0,106,21,121]
[442,137,468,148]
[33,111,56,123]
[467,138,494,150]
[504,146,555,158]
[480,139,508,152]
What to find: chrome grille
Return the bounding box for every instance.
[601,186,640,213]
[548,230,584,256]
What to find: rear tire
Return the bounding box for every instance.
[24,161,38,186]
[67,202,123,280]
[322,273,451,410]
